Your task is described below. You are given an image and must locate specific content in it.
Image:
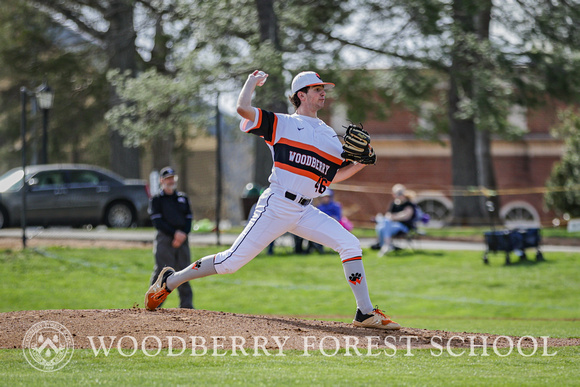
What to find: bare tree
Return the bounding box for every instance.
[30,0,179,177]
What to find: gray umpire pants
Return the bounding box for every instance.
[150,232,194,309]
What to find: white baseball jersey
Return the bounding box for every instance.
[240,107,347,199]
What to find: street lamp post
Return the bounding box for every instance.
[36,83,54,165]
[20,87,29,248]
[19,82,53,248]
[215,92,222,246]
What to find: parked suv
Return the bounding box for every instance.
[0,164,150,229]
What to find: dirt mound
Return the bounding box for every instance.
[2,309,578,352]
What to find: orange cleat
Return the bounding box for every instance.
[145,267,175,311]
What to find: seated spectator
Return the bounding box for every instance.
[373,184,417,256]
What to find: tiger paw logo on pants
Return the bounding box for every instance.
[22,321,74,372]
[348,273,362,285]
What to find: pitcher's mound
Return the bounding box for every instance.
[2,308,577,351]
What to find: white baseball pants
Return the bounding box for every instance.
[214,189,362,274]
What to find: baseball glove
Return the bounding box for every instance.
[341,124,377,165]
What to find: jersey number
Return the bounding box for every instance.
[315,176,328,194]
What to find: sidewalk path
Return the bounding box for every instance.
[1,227,579,253]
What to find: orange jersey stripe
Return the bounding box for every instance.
[254,109,263,130]
[242,109,263,132]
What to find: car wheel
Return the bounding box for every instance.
[105,202,135,228]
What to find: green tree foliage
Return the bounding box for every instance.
[545,110,580,217]
[0,0,109,171]
[331,0,580,224]
[28,0,185,177]
[105,67,211,147]
[7,0,580,219]
[103,0,353,182]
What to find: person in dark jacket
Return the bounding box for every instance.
[148,167,194,308]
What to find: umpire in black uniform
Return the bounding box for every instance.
[149,167,194,309]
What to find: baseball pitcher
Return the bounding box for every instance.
[145,70,400,330]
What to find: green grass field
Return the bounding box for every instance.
[2,347,579,386]
[1,244,578,385]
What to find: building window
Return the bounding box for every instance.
[416,197,452,227]
[500,201,540,227]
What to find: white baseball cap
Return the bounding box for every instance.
[291,71,335,95]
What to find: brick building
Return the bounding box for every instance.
[325,100,565,228]
[165,92,565,230]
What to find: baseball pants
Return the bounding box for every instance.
[214,189,362,274]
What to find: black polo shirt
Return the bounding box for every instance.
[149,190,193,237]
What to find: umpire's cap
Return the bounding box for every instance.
[160,166,176,179]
